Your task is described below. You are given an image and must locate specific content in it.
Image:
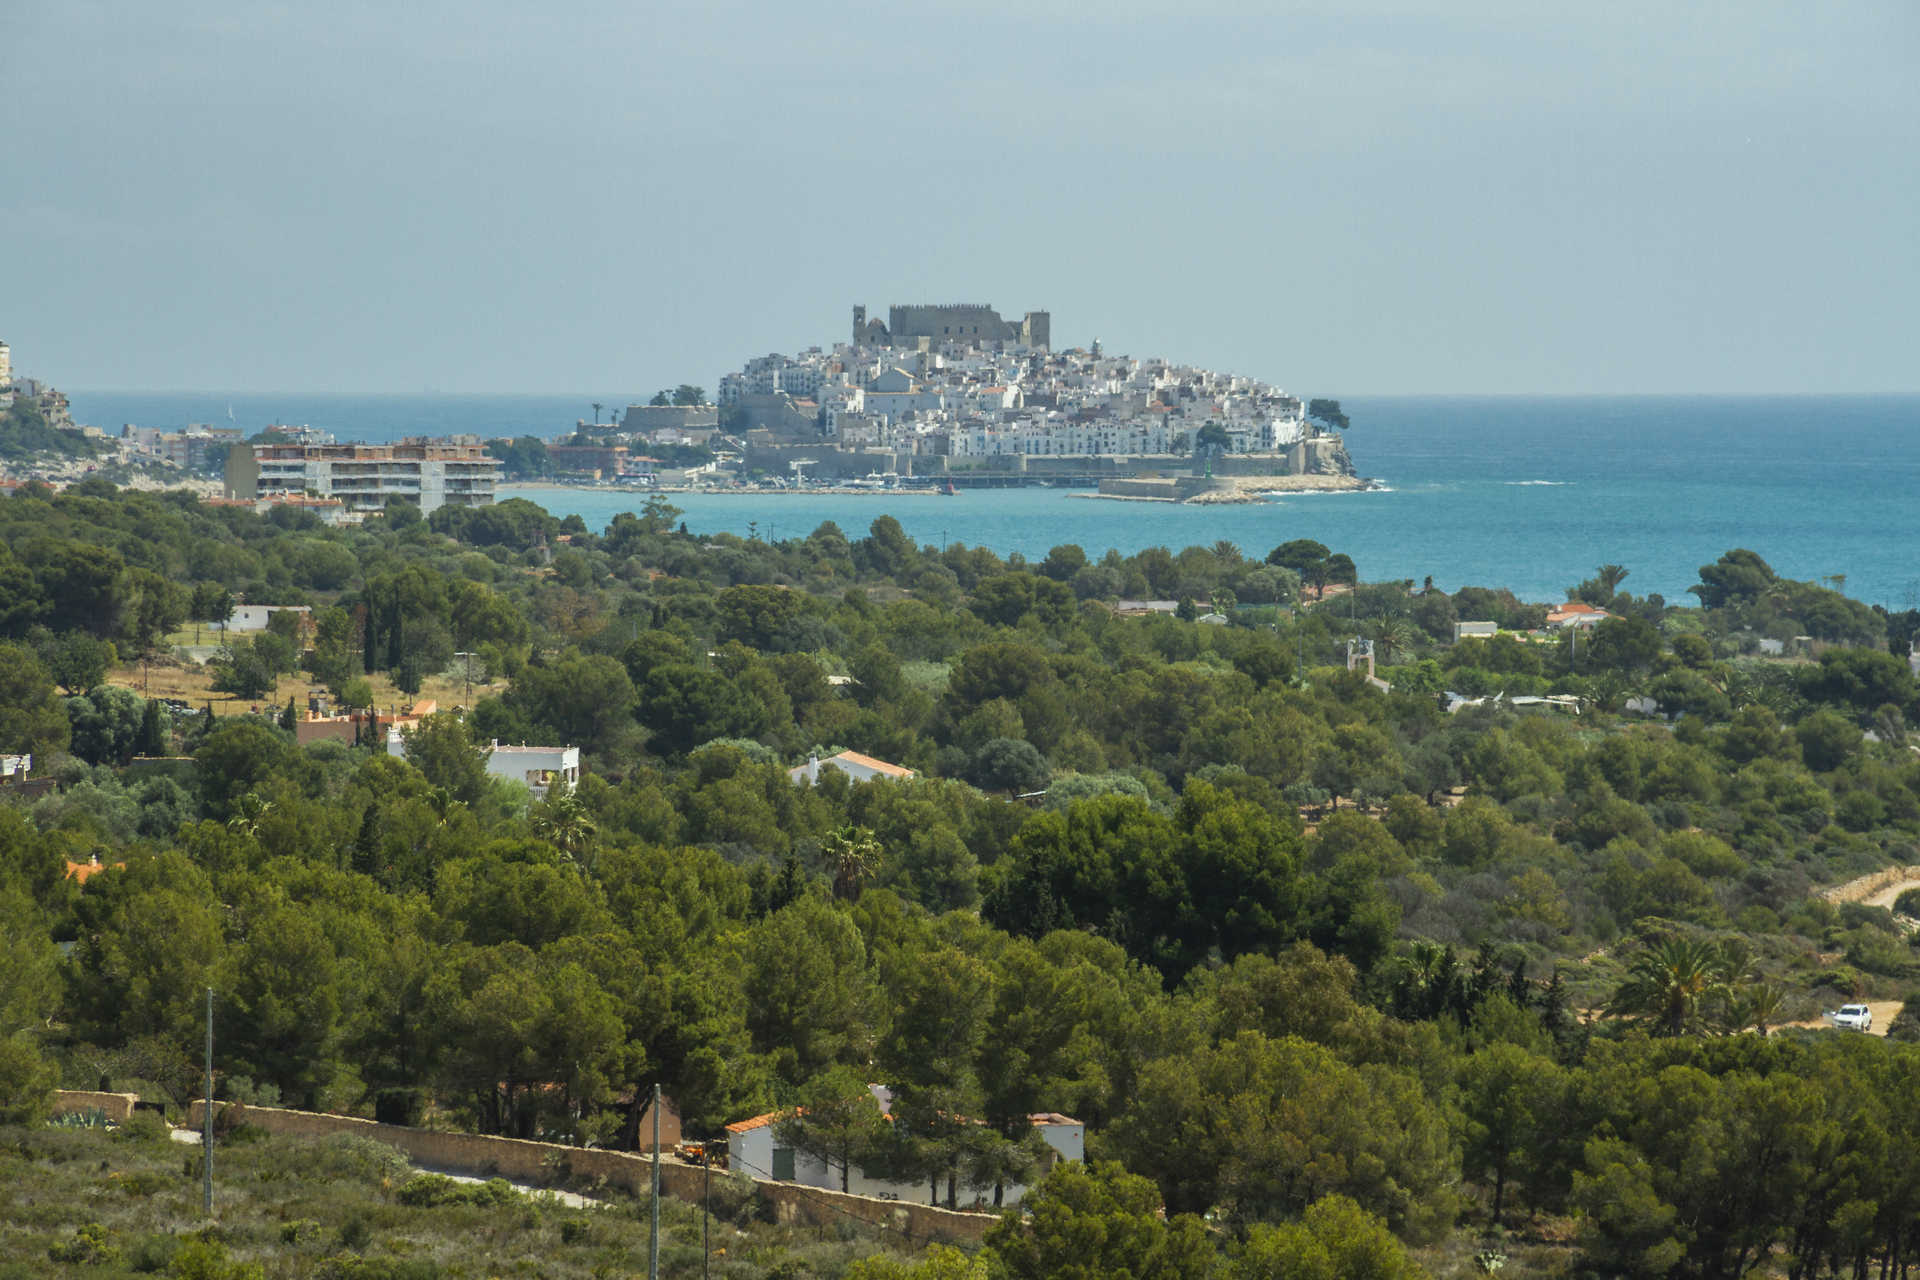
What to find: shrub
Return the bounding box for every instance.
[118,1108,173,1145]
[127,1232,182,1272]
[166,1237,264,1279]
[395,1173,517,1208]
[48,1222,117,1266]
[336,1214,373,1252]
[317,1260,443,1280]
[0,1034,55,1125]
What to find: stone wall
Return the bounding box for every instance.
[53,1090,140,1122]
[1097,477,1214,501]
[186,1102,995,1246]
[1822,865,1920,906]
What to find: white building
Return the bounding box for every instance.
[388,731,580,798]
[788,750,915,785]
[229,436,500,515]
[725,1086,1083,1209]
[222,604,312,633]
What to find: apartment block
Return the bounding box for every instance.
[226,435,500,514]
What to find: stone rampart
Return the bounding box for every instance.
[53,1090,141,1122]
[186,1102,993,1246]
[1097,477,1214,501]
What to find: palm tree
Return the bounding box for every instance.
[1596,564,1630,598]
[1372,616,1422,665]
[226,792,272,839]
[822,825,881,901]
[531,784,597,863]
[1729,982,1787,1036]
[1605,935,1741,1035]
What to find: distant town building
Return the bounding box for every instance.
[221,604,312,634]
[788,750,915,785]
[545,443,629,478]
[1545,603,1613,630]
[225,436,500,515]
[1453,621,1499,641]
[123,424,244,472]
[726,1084,1082,1209]
[388,730,580,798]
[0,340,12,405]
[708,305,1343,474]
[621,404,719,436]
[853,303,1050,351]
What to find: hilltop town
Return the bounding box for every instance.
[527,305,1361,497]
[705,303,1360,494]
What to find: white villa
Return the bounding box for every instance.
[388,731,580,798]
[725,1086,1083,1209]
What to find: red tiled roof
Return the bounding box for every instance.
[65,860,123,884]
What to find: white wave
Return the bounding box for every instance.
[1503,480,1570,486]
[1258,484,1395,496]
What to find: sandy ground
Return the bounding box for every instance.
[1779,1001,1902,1038]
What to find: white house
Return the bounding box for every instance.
[789,750,915,786]
[0,753,30,780]
[725,1086,1083,1209]
[1544,603,1612,630]
[222,604,312,633]
[388,730,580,798]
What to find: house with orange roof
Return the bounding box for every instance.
[725,1085,1082,1208]
[1545,602,1614,630]
[64,857,125,884]
[788,750,915,786]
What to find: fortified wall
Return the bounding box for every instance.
[854,304,1049,351]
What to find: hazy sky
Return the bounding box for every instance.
[4,1,1915,395]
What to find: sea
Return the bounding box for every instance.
[64,391,1920,608]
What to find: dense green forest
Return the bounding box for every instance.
[8,477,1920,1277]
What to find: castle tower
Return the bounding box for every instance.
[852,306,866,345]
[0,340,11,389]
[1021,311,1051,350]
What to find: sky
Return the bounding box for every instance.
[3,1,1916,396]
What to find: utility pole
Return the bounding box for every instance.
[649,1082,661,1280]
[202,987,213,1216]
[703,1155,711,1280]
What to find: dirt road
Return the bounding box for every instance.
[1822,865,1920,909]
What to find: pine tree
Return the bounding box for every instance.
[136,697,167,757]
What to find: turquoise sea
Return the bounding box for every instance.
[65,391,1920,607]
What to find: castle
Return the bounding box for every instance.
[853,303,1049,351]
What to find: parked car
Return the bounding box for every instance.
[1826,1003,1873,1032]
